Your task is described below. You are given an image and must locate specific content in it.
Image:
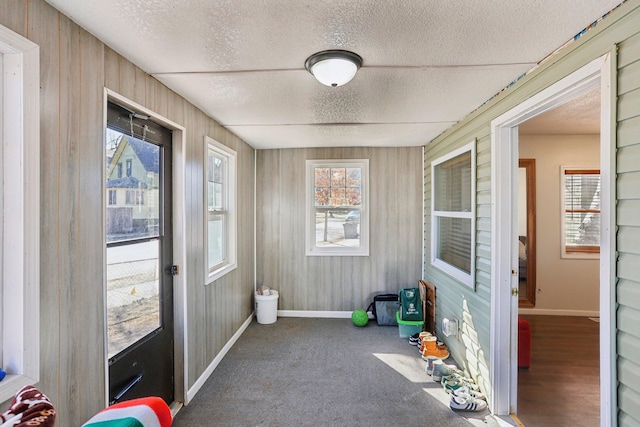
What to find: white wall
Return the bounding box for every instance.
[519,134,600,313]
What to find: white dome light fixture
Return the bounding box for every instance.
[305,50,363,87]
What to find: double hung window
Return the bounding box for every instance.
[561,168,600,257]
[205,136,237,282]
[431,142,476,288]
[306,160,369,256]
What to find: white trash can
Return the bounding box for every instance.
[255,290,279,324]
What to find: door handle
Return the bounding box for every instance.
[110,372,143,405]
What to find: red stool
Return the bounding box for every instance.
[518,317,531,368]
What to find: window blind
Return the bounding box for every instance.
[564,169,600,250]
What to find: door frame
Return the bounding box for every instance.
[103,89,187,407]
[518,158,536,308]
[489,52,615,424]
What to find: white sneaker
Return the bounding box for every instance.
[450,393,488,412]
[441,374,480,390]
[451,385,486,401]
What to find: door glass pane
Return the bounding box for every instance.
[106,240,160,358]
[106,128,161,358]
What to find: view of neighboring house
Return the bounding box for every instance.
[106,134,160,240]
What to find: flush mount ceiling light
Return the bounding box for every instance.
[304,50,363,87]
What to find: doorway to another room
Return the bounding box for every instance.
[515,86,602,426]
[489,53,614,425]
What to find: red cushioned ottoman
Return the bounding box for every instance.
[518,317,531,368]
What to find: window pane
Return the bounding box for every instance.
[434,151,471,212]
[331,187,346,206]
[331,167,346,187]
[106,133,160,242]
[311,163,365,251]
[346,167,361,187]
[208,152,224,209]
[564,172,600,248]
[565,212,600,247]
[313,207,360,248]
[315,187,330,206]
[436,216,471,274]
[208,214,224,268]
[564,174,600,211]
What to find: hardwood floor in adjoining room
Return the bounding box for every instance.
[517,315,600,427]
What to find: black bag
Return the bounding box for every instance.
[367,294,400,326]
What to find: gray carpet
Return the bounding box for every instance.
[173,317,498,426]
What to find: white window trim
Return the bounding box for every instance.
[0,24,40,403]
[204,136,237,284]
[305,159,369,257]
[430,141,476,288]
[560,166,600,260]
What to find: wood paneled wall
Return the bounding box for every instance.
[256,147,423,311]
[0,1,255,424]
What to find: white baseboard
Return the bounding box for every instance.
[277,310,353,319]
[185,312,254,403]
[186,309,362,404]
[518,308,599,317]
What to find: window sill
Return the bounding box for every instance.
[561,251,600,260]
[305,249,369,257]
[0,374,35,404]
[432,258,474,289]
[206,263,237,285]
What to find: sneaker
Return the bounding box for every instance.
[451,386,486,401]
[424,355,439,375]
[409,333,420,346]
[432,361,458,382]
[442,378,483,397]
[441,374,480,390]
[450,393,488,412]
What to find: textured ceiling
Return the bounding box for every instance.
[45,0,621,149]
[519,87,601,135]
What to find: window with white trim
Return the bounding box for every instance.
[431,141,476,288]
[205,136,237,283]
[561,167,600,258]
[0,23,40,402]
[306,160,369,256]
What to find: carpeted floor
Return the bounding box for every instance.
[173,317,499,426]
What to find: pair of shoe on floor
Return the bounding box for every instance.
[424,357,488,412]
[408,332,450,360]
